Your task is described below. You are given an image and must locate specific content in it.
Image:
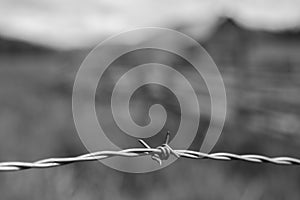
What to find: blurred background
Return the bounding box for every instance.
[1,0,300,199]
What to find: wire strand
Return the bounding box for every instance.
[1,147,300,172]
[1,133,299,171]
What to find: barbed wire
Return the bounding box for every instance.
[1,132,300,172]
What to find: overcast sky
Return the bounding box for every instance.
[0,0,299,49]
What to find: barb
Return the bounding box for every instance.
[0,132,300,171]
[138,131,180,165]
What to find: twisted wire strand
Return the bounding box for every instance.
[1,147,300,172]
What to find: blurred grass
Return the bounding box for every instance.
[1,21,300,199]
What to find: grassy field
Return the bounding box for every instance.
[1,22,300,199]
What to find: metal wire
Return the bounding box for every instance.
[1,143,300,171]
